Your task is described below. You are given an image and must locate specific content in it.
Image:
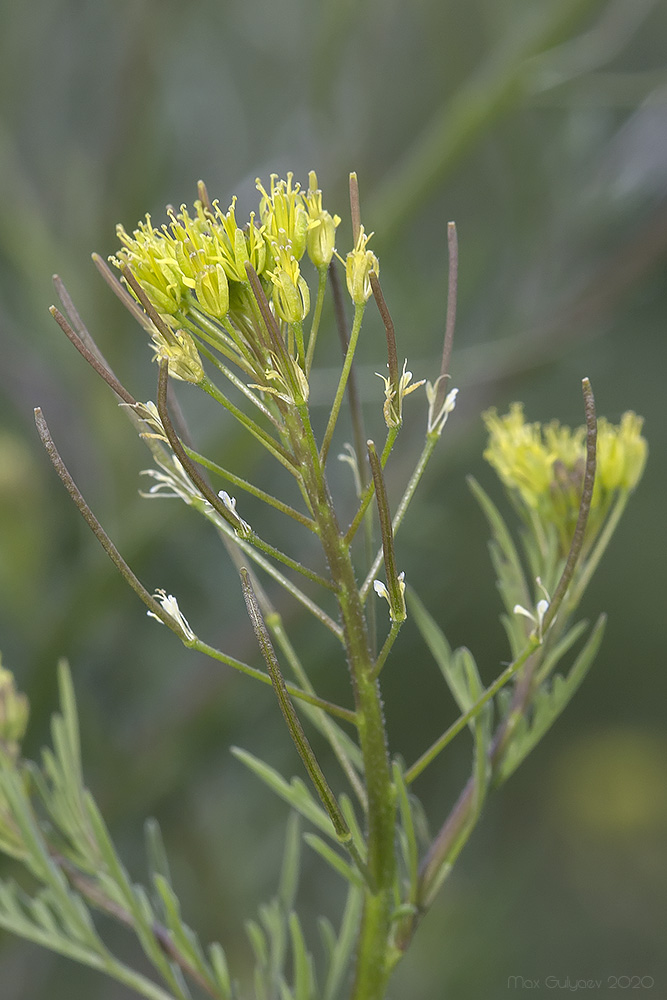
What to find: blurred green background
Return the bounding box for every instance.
[1,0,666,997]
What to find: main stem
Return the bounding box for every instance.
[287,407,396,1000]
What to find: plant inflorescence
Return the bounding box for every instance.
[0,172,646,1000]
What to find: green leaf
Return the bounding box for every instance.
[534,618,589,687]
[303,834,366,890]
[393,761,418,906]
[0,880,179,1000]
[55,659,83,790]
[317,916,336,972]
[289,910,315,1000]
[322,883,363,1000]
[407,589,490,732]
[468,476,531,647]
[153,876,207,974]
[1,663,235,1000]
[208,942,233,999]
[279,981,295,1000]
[246,917,270,970]
[84,795,188,997]
[231,747,335,837]
[145,818,173,891]
[407,589,492,821]
[279,812,302,912]
[0,763,64,888]
[338,794,366,862]
[406,587,455,692]
[498,615,606,783]
[258,896,287,995]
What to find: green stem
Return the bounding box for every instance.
[179,308,253,376]
[541,377,597,635]
[266,610,367,809]
[185,446,315,530]
[187,326,280,425]
[329,259,369,490]
[281,405,397,1000]
[195,499,343,639]
[367,440,406,623]
[371,622,402,680]
[305,267,328,374]
[159,367,330,589]
[320,303,366,465]
[360,434,438,600]
[292,318,305,368]
[344,428,399,547]
[199,376,298,475]
[404,636,540,785]
[189,638,354,723]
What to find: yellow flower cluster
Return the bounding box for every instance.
[115,173,340,316]
[112,173,341,387]
[483,403,647,550]
[114,196,266,318]
[596,411,648,493]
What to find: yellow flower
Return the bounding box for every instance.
[256,173,309,262]
[194,263,230,320]
[303,171,340,269]
[150,328,204,384]
[596,412,647,493]
[250,353,309,406]
[483,403,647,554]
[376,360,425,428]
[266,244,310,324]
[483,404,554,509]
[344,226,378,305]
[115,216,185,314]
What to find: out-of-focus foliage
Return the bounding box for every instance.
[0,1,665,997]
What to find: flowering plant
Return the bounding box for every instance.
[0,172,646,1000]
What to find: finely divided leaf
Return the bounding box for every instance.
[467,477,531,655]
[231,747,336,837]
[498,615,606,783]
[303,834,366,890]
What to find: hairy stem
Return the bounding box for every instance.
[281,403,397,1000]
